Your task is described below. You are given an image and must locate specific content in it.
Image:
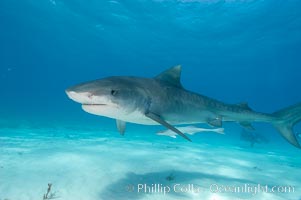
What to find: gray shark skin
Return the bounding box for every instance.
[66,65,301,148]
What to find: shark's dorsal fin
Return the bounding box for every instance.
[154,65,183,88]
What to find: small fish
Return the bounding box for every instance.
[157,126,224,138]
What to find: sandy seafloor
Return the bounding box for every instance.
[1,124,301,200]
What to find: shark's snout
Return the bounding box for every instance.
[65,88,94,104]
[65,87,72,96]
[65,86,110,106]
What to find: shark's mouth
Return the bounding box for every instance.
[81,103,119,118]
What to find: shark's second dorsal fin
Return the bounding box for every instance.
[237,102,252,111]
[154,65,183,88]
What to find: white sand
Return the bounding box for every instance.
[0,127,300,200]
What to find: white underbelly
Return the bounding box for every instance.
[81,104,208,125]
[118,111,158,125]
[82,104,158,125]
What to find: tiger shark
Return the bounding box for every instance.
[66,65,301,148]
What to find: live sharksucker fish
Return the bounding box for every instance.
[157,126,224,138]
[66,65,301,148]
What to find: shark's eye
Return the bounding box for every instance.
[111,89,118,96]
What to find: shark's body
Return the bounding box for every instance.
[66,66,301,148]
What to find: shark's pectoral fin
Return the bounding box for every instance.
[239,121,255,130]
[145,111,192,142]
[116,119,126,135]
[207,116,222,127]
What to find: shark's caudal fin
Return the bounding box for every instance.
[272,103,301,148]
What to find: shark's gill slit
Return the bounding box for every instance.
[294,121,301,139]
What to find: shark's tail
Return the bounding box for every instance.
[272,103,301,148]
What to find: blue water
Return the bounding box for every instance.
[1,0,301,200]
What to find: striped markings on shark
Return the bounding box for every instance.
[157,126,224,138]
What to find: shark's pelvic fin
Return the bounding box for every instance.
[208,116,222,127]
[116,119,126,135]
[145,111,192,141]
[239,121,255,130]
[154,65,183,88]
